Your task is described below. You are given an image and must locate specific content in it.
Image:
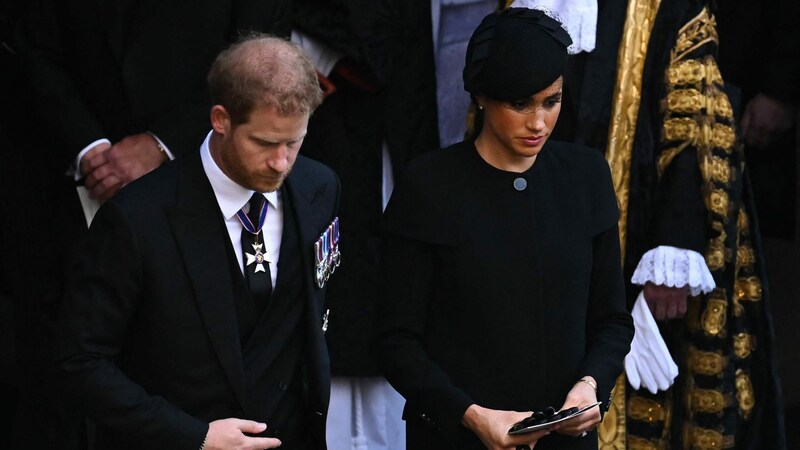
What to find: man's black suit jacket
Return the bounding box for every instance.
[55,150,339,450]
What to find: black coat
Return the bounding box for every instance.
[55,151,339,449]
[375,140,634,449]
[18,0,291,165]
[293,0,439,375]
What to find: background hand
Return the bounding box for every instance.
[553,377,600,437]
[741,93,796,149]
[204,418,282,450]
[643,282,688,320]
[84,132,168,201]
[462,404,549,449]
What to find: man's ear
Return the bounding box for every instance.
[210,105,231,135]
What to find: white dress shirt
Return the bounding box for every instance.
[200,131,282,287]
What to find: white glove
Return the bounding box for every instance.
[625,292,679,394]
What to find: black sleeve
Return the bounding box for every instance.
[18,0,109,166]
[54,202,208,449]
[578,222,634,410]
[649,147,708,253]
[375,234,475,442]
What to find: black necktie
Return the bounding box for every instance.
[241,192,272,314]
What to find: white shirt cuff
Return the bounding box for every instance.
[631,245,716,296]
[146,132,175,161]
[290,30,344,76]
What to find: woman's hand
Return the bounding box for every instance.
[462,404,550,449]
[553,377,601,437]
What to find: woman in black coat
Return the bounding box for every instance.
[375,8,634,450]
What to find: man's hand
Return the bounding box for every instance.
[84,132,168,201]
[79,141,112,179]
[643,282,689,321]
[553,377,600,437]
[462,404,549,449]
[204,418,282,450]
[741,93,796,149]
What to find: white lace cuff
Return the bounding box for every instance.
[631,246,715,296]
[509,0,598,53]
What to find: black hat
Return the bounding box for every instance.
[463,8,572,102]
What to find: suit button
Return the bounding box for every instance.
[279,381,288,391]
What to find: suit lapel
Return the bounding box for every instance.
[283,159,332,414]
[167,153,246,408]
[283,164,328,305]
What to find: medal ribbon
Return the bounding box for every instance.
[235,196,268,235]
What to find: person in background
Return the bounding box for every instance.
[549,0,788,448]
[289,1,440,449]
[375,8,633,450]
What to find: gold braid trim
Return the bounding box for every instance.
[628,436,660,450]
[705,222,729,270]
[605,0,661,257]
[599,377,628,450]
[734,277,762,302]
[672,11,719,62]
[700,153,734,186]
[683,424,735,450]
[733,333,757,359]
[687,346,726,377]
[735,369,756,419]
[701,294,727,337]
[737,209,750,236]
[600,1,662,449]
[628,395,667,423]
[689,388,733,415]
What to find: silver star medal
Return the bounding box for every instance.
[245,242,267,273]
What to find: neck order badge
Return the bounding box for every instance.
[237,193,269,274]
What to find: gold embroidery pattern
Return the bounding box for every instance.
[705,242,726,271]
[666,59,723,86]
[628,395,667,423]
[685,426,725,450]
[673,11,719,61]
[705,224,729,270]
[666,88,703,113]
[734,277,762,302]
[702,297,727,337]
[737,245,755,269]
[707,190,730,219]
[688,347,725,376]
[700,154,732,185]
[737,210,750,236]
[690,389,728,414]
[733,333,756,359]
[663,117,698,141]
[665,89,732,118]
[628,436,659,450]
[735,369,755,419]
